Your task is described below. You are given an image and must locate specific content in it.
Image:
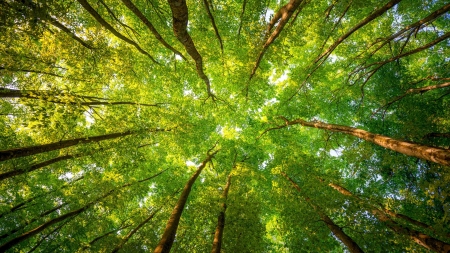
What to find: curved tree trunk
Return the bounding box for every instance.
[153,149,219,253]
[328,182,450,253]
[211,172,232,253]
[281,172,364,253]
[280,117,450,166]
[167,0,214,98]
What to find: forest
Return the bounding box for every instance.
[0,0,449,252]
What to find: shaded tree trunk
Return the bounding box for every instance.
[76,0,158,63]
[167,0,214,98]
[153,148,219,253]
[0,169,166,251]
[111,207,161,253]
[329,182,450,253]
[0,128,169,162]
[211,172,232,253]
[277,117,450,166]
[281,172,364,253]
[120,0,187,60]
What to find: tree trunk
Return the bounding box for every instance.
[111,207,161,253]
[79,224,132,251]
[328,182,450,253]
[120,0,186,60]
[0,130,133,162]
[153,149,219,253]
[211,172,232,253]
[0,154,77,181]
[76,0,158,63]
[0,169,166,251]
[283,117,450,166]
[167,0,214,98]
[281,172,364,253]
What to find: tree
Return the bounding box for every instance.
[1,0,449,252]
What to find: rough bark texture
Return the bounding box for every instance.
[211,173,232,253]
[281,172,364,253]
[280,117,450,166]
[76,0,158,63]
[167,0,214,98]
[329,182,450,253]
[111,208,161,253]
[153,149,219,253]
[249,0,304,81]
[120,0,187,60]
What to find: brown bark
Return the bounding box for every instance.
[167,0,214,98]
[111,207,161,253]
[211,172,232,253]
[120,0,187,60]
[153,148,219,253]
[27,219,69,253]
[271,117,450,166]
[76,0,158,63]
[281,172,364,253]
[249,0,304,81]
[202,0,223,53]
[328,182,450,253]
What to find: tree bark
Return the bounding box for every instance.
[153,149,219,253]
[202,0,223,53]
[111,207,161,253]
[120,0,187,60]
[249,0,304,81]
[281,172,364,253]
[279,117,450,166]
[167,0,214,98]
[328,182,450,253]
[211,172,232,253]
[76,0,158,63]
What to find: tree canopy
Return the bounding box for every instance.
[1,0,450,252]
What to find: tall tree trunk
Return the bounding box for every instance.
[0,154,79,181]
[0,128,169,162]
[211,172,232,253]
[120,0,187,60]
[0,169,166,251]
[328,182,450,253]
[167,0,214,98]
[153,148,219,253]
[76,0,158,63]
[277,117,450,166]
[111,207,161,253]
[281,172,364,253]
